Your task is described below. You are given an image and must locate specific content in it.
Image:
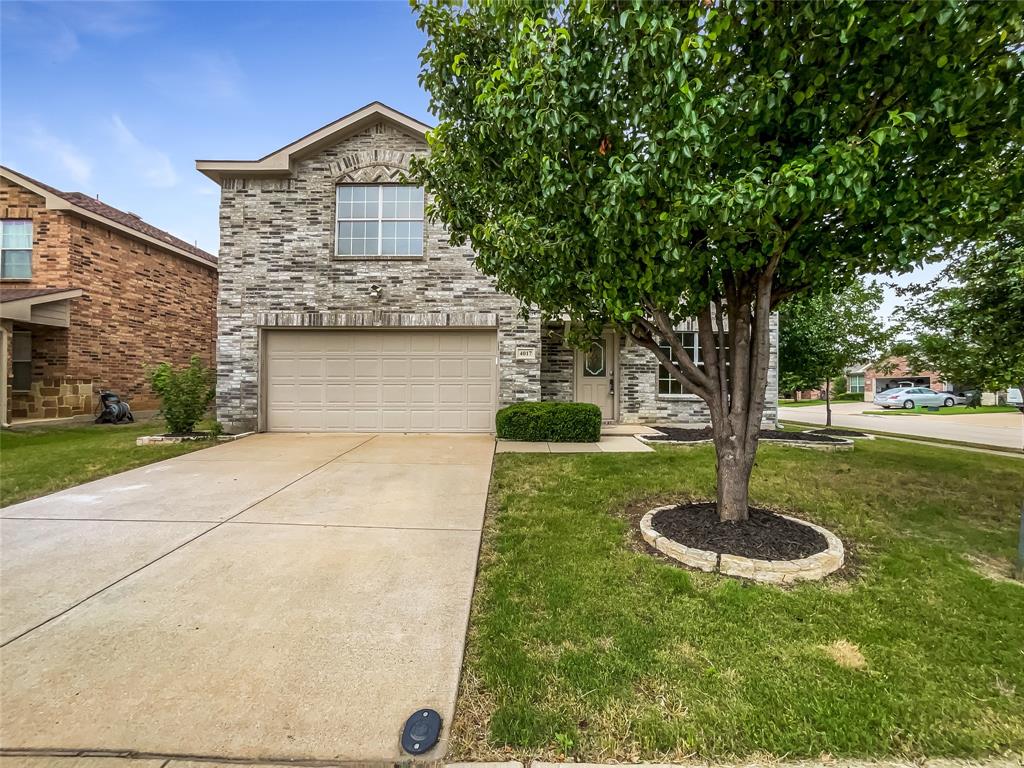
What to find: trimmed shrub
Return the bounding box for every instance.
[495,402,602,442]
[147,355,215,435]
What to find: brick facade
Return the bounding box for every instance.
[214,120,539,433]
[210,108,778,432]
[540,317,779,427]
[1,177,218,422]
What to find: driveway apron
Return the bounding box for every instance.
[0,433,494,762]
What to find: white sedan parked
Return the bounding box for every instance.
[873,387,954,409]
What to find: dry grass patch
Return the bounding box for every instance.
[821,639,868,670]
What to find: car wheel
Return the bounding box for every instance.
[903,400,915,409]
[944,397,954,407]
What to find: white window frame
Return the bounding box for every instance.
[1,219,33,279]
[849,373,865,394]
[657,330,730,398]
[335,184,424,258]
[12,330,31,392]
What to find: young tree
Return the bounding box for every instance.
[779,280,892,426]
[901,213,1024,394]
[412,1,1023,521]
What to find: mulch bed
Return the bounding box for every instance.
[810,427,869,437]
[647,427,845,444]
[652,503,828,560]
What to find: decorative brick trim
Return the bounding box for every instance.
[640,507,845,585]
[330,146,416,183]
[255,311,499,328]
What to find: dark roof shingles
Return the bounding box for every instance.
[2,166,216,266]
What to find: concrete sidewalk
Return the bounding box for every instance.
[0,433,495,762]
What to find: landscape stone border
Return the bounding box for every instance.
[640,504,845,585]
[136,431,254,446]
[637,432,854,452]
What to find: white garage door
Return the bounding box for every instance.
[264,329,497,432]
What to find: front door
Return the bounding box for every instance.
[576,331,616,420]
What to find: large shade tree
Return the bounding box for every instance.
[900,212,1024,394]
[412,0,1023,521]
[778,280,892,425]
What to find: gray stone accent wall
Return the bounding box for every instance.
[618,315,780,427]
[215,120,539,432]
[540,327,574,402]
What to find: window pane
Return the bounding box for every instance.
[1,250,32,278]
[13,332,31,361]
[12,361,31,391]
[2,220,32,248]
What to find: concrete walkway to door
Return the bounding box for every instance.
[0,433,494,763]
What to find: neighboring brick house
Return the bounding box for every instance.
[0,167,217,424]
[860,356,947,402]
[197,102,778,434]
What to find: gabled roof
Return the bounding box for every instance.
[0,166,217,268]
[195,102,432,182]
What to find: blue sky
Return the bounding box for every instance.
[1,0,935,314]
[1,1,430,255]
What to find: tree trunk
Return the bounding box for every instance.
[714,432,756,521]
[825,378,832,427]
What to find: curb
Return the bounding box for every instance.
[639,507,845,585]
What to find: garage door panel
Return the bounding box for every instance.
[265,330,496,433]
[438,359,465,378]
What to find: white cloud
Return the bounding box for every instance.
[109,115,178,188]
[25,123,93,185]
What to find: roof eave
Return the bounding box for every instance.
[195,102,432,182]
[0,168,217,270]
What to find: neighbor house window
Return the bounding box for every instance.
[849,373,865,394]
[336,185,424,257]
[1,220,32,278]
[657,331,729,395]
[12,331,31,391]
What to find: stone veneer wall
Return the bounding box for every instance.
[540,328,574,402]
[618,315,779,427]
[215,120,539,432]
[10,376,93,420]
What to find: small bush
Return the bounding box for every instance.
[496,402,602,442]
[147,355,215,435]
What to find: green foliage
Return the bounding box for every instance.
[412,0,1022,328]
[496,402,602,442]
[147,355,215,435]
[901,214,1024,391]
[833,375,849,396]
[413,0,1023,514]
[0,422,209,508]
[779,279,893,394]
[208,420,225,440]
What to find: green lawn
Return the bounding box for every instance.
[452,439,1024,761]
[0,420,213,507]
[780,396,864,407]
[864,405,1020,416]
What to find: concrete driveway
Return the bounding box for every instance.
[780,401,1024,451]
[0,433,494,762]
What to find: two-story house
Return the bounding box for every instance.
[197,102,778,434]
[0,167,218,425]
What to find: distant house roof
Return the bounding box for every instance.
[195,101,432,182]
[0,166,216,268]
